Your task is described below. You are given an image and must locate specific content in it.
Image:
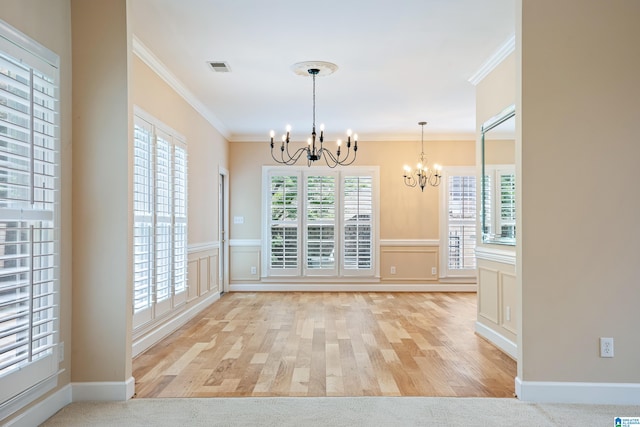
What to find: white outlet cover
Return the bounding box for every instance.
[600,337,614,358]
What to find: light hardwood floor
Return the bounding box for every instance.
[133,292,516,398]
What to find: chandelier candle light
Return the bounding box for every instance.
[270,61,358,167]
[403,121,442,191]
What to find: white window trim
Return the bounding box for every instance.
[261,166,380,279]
[439,166,477,279]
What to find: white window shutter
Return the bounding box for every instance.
[0,33,60,405]
[445,173,477,274]
[268,174,299,275]
[499,171,516,238]
[133,111,188,328]
[305,174,336,275]
[342,175,373,274]
[173,144,187,297]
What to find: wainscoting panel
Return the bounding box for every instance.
[500,271,517,334]
[199,256,209,296]
[187,259,199,302]
[476,253,517,358]
[230,246,261,281]
[478,267,499,324]
[187,246,220,297]
[380,246,439,282]
[209,253,219,293]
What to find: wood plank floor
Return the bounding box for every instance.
[132,292,516,398]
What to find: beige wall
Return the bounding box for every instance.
[518,0,640,383]
[229,138,474,283]
[477,52,516,126]
[0,0,73,417]
[132,56,228,244]
[231,139,474,241]
[484,139,515,165]
[71,0,132,384]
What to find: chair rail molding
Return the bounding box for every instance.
[475,246,516,265]
[187,241,219,253]
[229,239,262,247]
[380,239,440,247]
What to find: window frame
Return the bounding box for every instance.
[483,165,516,243]
[262,166,379,279]
[439,166,478,278]
[132,107,187,330]
[0,20,61,411]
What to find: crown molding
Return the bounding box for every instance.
[132,35,231,140]
[468,34,516,86]
[230,132,476,143]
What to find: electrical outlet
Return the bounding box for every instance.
[600,337,614,358]
[431,267,437,275]
[390,266,396,275]
[250,266,257,275]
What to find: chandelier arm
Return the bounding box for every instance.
[271,145,307,165]
[284,137,313,165]
[338,143,357,165]
[428,172,441,187]
[403,175,417,188]
[319,148,340,168]
[321,144,358,167]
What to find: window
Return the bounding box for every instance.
[264,167,378,278]
[133,109,187,329]
[343,175,373,270]
[440,168,477,277]
[0,24,60,405]
[483,167,515,242]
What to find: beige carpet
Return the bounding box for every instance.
[40,397,638,426]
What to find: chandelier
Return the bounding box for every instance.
[270,61,358,167]
[403,121,442,191]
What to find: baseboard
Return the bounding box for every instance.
[515,377,640,404]
[475,321,517,359]
[132,291,221,357]
[72,376,135,401]
[3,384,71,427]
[230,283,477,292]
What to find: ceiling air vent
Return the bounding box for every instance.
[208,61,231,72]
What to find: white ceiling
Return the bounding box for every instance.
[130,0,515,142]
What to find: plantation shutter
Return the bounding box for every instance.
[133,118,154,326]
[305,174,336,275]
[132,110,188,330]
[342,175,373,274]
[482,173,492,237]
[173,144,187,300]
[0,34,60,404]
[447,175,476,272]
[269,174,299,275]
[499,172,515,239]
[154,130,172,316]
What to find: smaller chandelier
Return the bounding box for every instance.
[270,61,358,168]
[403,121,442,191]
